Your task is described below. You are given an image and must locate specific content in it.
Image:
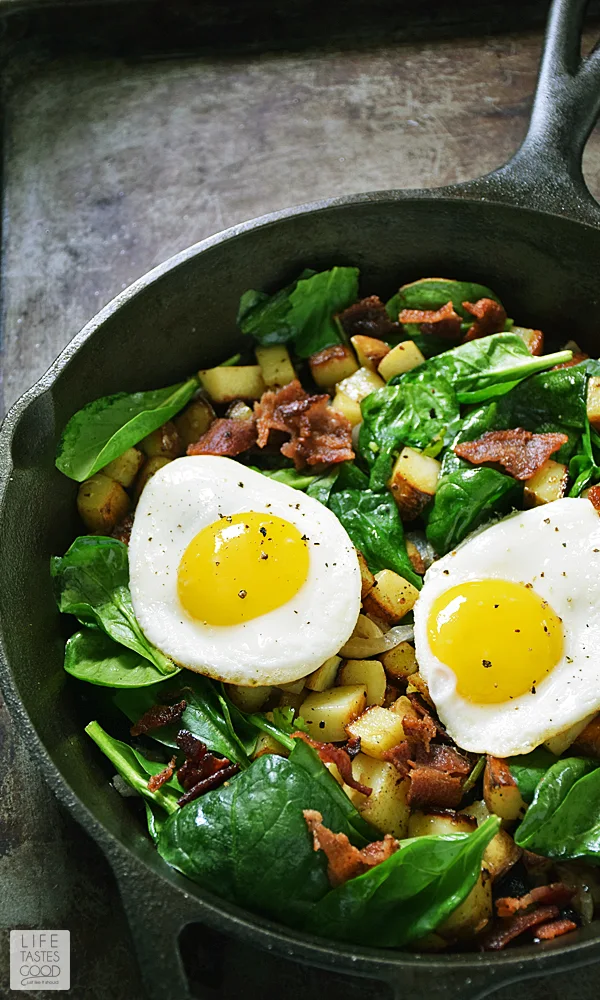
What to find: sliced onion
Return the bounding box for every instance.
[339,623,414,659]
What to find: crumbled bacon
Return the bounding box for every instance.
[454,428,568,480]
[483,905,560,950]
[462,298,507,341]
[303,809,397,887]
[130,700,187,737]
[112,512,134,546]
[553,353,589,369]
[587,483,600,513]
[402,715,436,753]
[293,731,372,796]
[254,379,354,469]
[338,296,399,339]
[177,763,239,807]
[148,755,177,792]
[174,729,239,805]
[534,918,578,941]
[398,300,462,340]
[187,417,257,457]
[496,882,575,918]
[407,766,464,809]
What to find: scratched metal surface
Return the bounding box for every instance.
[1,4,600,997]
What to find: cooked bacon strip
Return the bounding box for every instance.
[398,300,462,340]
[462,298,507,341]
[303,809,397,887]
[175,729,231,790]
[496,882,575,918]
[177,762,239,807]
[587,484,600,513]
[293,732,372,796]
[454,428,568,480]
[338,295,398,339]
[187,417,257,457]
[534,917,578,941]
[130,700,187,737]
[148,754,177,792]
[402,715,436,752]
[406,693,451,741]
[112,512,134,546]
[483,905,560,950]
[418,743,473,775]
[407,765,464,809]
[254,379,354,468]
[553,352,589,369]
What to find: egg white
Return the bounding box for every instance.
[128,455,361,685]
[413,498,600,757]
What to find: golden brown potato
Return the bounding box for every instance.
[543,714,597,756]
[362,569,420,624]
[406,540,426,576]
[255,344,296,387]
[277,677,306,695]
[437,866,493,942]
[388,694,418,721]
[304,655,341,693]
[345,705,407,758]
[378,340,425,381]
[226,684,272,713]
[405,671,434,707]
[225,399,254,421]
[388,447,441,520]
[512,326,544,356]
[350,335,390,372]
[77,473,130,534]
[309,344,359,389]
[347,753,410,838]
[523,459,568,507]
[338,660,386,707]
[140,421,184,460]
[483,756,526,822]
[173,397,216,446]
[277,689,305,712]
[330,389,363,427]
[483,829,521,882]
[101,447,145,488]
[133,456,172,502]
[252,731,288,759]
[356,550,375,599]
[337,366,385,402]
[380,641,419,681]
[300,685,367,742]
[571,713,600,758]
[588,377,600,432]
[408,810,476,839]
[199,365,266,403]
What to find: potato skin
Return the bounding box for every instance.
[174,398,215,446]
[101,447,144,487]
[133,456,172,502]
[309,344,359,389]
[140,421,184,459]
[483,755,526,822]
[77,473,130,534]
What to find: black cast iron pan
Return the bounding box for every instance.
[3,1,600,997]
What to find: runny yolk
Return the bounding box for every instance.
[177,512,309,626]
[427,579,564,704]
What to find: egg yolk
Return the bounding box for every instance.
[177,512,309,626]
[427,579,564,703]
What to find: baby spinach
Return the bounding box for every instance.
[389,278,503,320]
[64,628,175,687]
[255,467,320,490]
[55,376,199,482]
[237,269,316,344]
[306,466,341,505]
[426,466,521,556]
[514,757,600,861]
[509,747,560,804]
[51,536,177,676]
[86,720,182,815]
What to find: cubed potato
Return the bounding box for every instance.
[437,866,493,942]
[77,473,130,534]
[388,447,441,520]
[483,829,521,882]
[309,344,359,389]
[523,459,568,507]
[346,705,407,758]
[252,731,288,759]
[588,377,600,432]
[338,660,386,707]
[571,713,600,758]
[133,456,172,502]
[304,655,341,693]
[174,397,216,446]
[543,713,597,755]
[352,614,384,640]
[378,340,425,381]
[406,540,425,575]
[380,641,419,681]
[139,421,184,460]
[405,671,434,707]
[225,399,254,421]
[408,810,476,839]
[356,550,375,599]
[512,326,544,356]
[199,365,266,403]
[483,756,526,822]
[277,677,306,695]
[362,569,420,624]
[347,753,410,838]
[461,799,490,826]
[337,366,385,402]
[330,389,363,427]
[350,335,391,372]
[226,684,272,713]
[101,447,145,488]
[278,689,305,712]
[255,344,296,387]
[388,694,418,721]
[300,685,367,742]
[383,684,402,708]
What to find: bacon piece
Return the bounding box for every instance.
[534,917,578,941]
[407,765,464,809]
[454,428,568,480]
[462,298,507,341]
[398,300,462,340]
[303,809,397,887]
[130,700,187,737]
[254,379,354,469]
[553,353,589,370]
[418,743,473,775]
[587,484,600,513]
[402,715,436,752]
[496,882,575,918]
[112,512,134,546]
[174,729,238,803]
[338,295,398,339]
[293,732,372,796]
[148,754,177,792]
[483,905,560,950]
[177,763,239,806]
[187,416,257,457]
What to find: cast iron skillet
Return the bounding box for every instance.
[3,1,600,997]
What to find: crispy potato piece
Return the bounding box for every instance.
[588,376,600,432]
[255,344,296,387]
[437,866,493,941]
[199,365,266,403]
[304,655,341,693]
[408,810,476,839]
[345,705,407,758]
[77,473,130,534]
[133,456,172,502]
[405,671,433,707]
[483,829,521,882]
[300,685,367,742]
[483,756,526,822]
[252,731,288,758]
[362,569,420,624]
[356,550,375,599]
[225,399,254,421]
[350,335,390,372]
[543,714,597,756]
[388,694,419,720]
[140,421,184,460]
[523,459,568,507]
[571,713,600,758]
[460,799,490,825]
[101,447,145,488]
[277,677,306,695]
[309,344,359,389]
[378,340,425,381]
[227,684,273,713]
[512,326,544,356]
[337,366,385,402]
[388,447,441,520]
[330,389,363,427]
[380,641,419,681]
[278,689,305,712]
[338,660,386,707]
[406,540,425,575]
[174,397,216,446]
[347,753,410,838]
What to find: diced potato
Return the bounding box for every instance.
[226,684,272,713]
[350,335,390,372]
[174,397,216,446]
[544,713,597,755]
[461,799,490,825]
[330,389,363,427]
[437,866,493,942]
[346,705,407,758]
[225,399,254,421]
[406,671,433,707]
[408,810,476,839]
[512,326,544,356]
[255,344,296,387]
[101,447,145,488]
[338,660,386,707]
[304,655,341,693]
[309,344,359,389]
[77,473,130,534]
[388,447,441,520]
[388,694,418,721]
[300,685,367,742]
[483,756,526,822]
[406,540,425,575]
[133,456,172,501]
[380,641,419,681]
[588,377,600,432]
[356,550,375,599]
[483,829,521,882]
[347,753,410,838]
[140,421,183,460]
[199,365,266,403]
[253,731,288,759]
[337,366,385,403]
[352,614,383,640]
[362,569,420,624]
[277,677,305,695]
[278,690,305,712]
[383,684,402,708]
[572,713,600,758]
[523,459,568,507]
[378,340,425,381]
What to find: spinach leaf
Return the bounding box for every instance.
[238,267,359,357]
[514,757,600,861]
[306,816,500,947]
[493,365,588,462]
[426,466,521,556]
[51,536,177,676]
[56,376,199,482]
[64,628,176,687]
[254,467,320,490]
[390,278,503,320]
[86,720,182,815]
[306,466,341,505]
[508,748,559,804]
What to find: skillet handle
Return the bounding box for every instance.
[459,0,600,225]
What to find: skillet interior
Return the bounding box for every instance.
[3,192,600,993]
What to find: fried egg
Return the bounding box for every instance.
[413,498,600,756]
[128,455,361,685]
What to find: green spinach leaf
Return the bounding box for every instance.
[64,628,176,687]
[254,467,320,490]
[86,720,182,815]
[509,748,560,804]
[514,757,600,861]
[389,278,502,320]
[425,466,521,556]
